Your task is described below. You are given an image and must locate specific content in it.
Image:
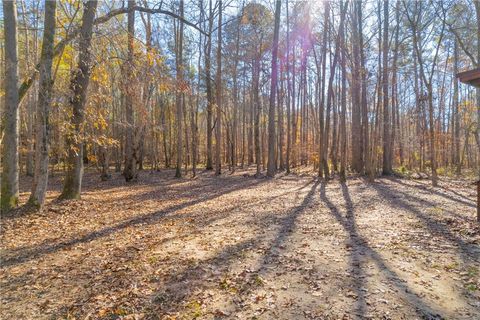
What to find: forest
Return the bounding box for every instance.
[0,0,479,319]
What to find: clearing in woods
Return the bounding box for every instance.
[1,168,479,319]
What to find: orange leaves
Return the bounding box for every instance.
[177,80,191,94]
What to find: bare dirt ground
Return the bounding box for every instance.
[1,168,479,320]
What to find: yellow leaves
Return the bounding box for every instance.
[241,3,273,27]
[59,0,81,9]
[92,135,119,148]
[158,82,170,93]
[93,117,107,131]
[91,64,109,87]
[53,44,75,92]
[87,153,97,163]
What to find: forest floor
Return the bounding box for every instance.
[1,167,479,320]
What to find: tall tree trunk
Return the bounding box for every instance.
[278,77,285,171]
[390,0,400,170]
[322,0,346,179]
[475,1,480,179]
[1,0,20,211]
[267,0,281,177]
[351,0,363,173]
[285,1,291,173]
[175,0,184,178]
[231,7,241,173]
[358,0,371,179]
[59,1,98,200]
[382,0,392,175]
[339,1,347,182]
[215,0,222,175]
[21,0,34,177]
[292,44,297,169]
[192,8,203,177]
[205,0,214,170]
[427,86,438,186]
[318,3,328,177]
[124,0,138,181]
[254,57,261,175]
[453,39,461,175]
[27,0,56,209]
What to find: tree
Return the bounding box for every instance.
[1,0,20,211]
[174,0,184,178]
[382,0,392,175]
[453,39,460,175]
[27,0,57,209]
[205,0,214,170]
[350,0,363,173]
[215,0,223,175]
[404,0,446,186]
[339,0,347,182]
[320,0,347,179]
[267,0,281,177]
[285,1,291,174]
[59,0,98,199]
[124,0,138,182]
[475,1,480,174]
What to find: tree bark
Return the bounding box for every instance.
[28,0,56,209]
[1,0,20,211]
[205,0,214,170]
[59,1,98,200]
[351,0,363,173]
[339,0,347,182]
[285,1,291,173]
[453,39,461,175]
[175,0,184,178]
[475,1,480,178]
[267,0,281,177]
[124,0,138,181]
[382,0,392,175]
[214,0,222,175]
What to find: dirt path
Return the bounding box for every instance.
[1,169,479,319]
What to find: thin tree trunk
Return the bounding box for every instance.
[215,0,222,175]
[285,1,291,173]
[124,0,138,181]
[21,0,34,177]
[205,0,213,170]
[231,7,241,173]
[339,0,347,182]
[356,1,371,179]
[382,0,392,175]
[28,0,56,209]
[175,0,184,178]
[254,57,261,175]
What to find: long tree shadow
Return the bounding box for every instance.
[319,182,367,318]
[3,170,219,223]
[320,181,447,319]
[190,177,317,231]
[62,179,320,318]
[370,180,479,264]
[389,177,476,209]
[1,177,266,268]
[53,236,261,319]
[256,178,320,270]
